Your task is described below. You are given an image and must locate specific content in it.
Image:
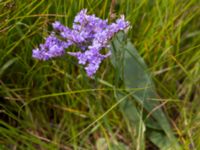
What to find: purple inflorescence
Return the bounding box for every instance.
[32,33,71,60]
[32,9,129,77]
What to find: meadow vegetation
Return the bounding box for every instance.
[0,0,200,149]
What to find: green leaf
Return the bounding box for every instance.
[96,138,128,150]
[115,92,146,150]
[0,58,18,78]
[109,32,181,150]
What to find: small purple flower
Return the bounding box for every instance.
[52,21,62,30]
[116,15,129,30]
[67,52,87,65]
[85,51,111,77]
[32,33,71,60]
[74,9,87,24]
[32,9,129,77]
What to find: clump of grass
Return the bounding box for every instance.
[0,0,200,149]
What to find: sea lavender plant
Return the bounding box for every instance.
[32,9,129,77]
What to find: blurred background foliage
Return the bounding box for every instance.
[0,0,200,149]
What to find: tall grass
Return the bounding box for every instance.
[0,0,200,149]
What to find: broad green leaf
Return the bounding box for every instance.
[115,92,145,150]
[147,130,178,150]
[109,32,181,150]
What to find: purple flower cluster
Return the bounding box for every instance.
[32,9,129,77]
[32,33,71,60]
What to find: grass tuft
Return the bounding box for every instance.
[0,0,199,149]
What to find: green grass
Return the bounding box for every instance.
[0,0,200,149]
